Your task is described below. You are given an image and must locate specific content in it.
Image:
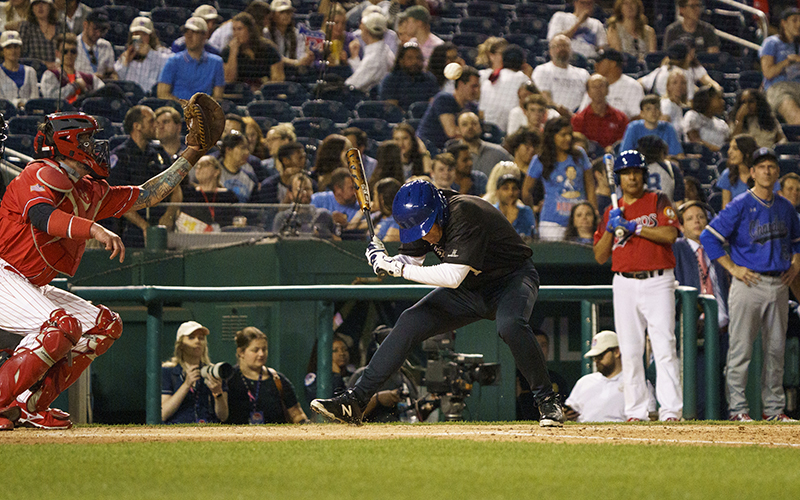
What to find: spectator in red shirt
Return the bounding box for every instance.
[571,74,628,152]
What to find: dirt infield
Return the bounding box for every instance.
[2,423,799,448]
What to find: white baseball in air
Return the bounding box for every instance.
[444,62,462,80]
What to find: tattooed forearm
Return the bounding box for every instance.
[132,157,192,210]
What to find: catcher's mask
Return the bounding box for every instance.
[34,112,110,179]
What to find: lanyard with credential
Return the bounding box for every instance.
[242,368,263,424]
[80,38,98,73]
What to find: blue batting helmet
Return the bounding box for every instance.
[613,150,647,184]
[392,180,448,243]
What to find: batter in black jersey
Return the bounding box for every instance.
[311,180,564,426]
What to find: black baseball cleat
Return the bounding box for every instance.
[537,394,565,427]
[311,390,364,425]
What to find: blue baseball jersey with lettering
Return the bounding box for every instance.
[700,190,800,273]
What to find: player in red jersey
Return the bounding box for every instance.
[0,110,212,430]
[593,150,683,421]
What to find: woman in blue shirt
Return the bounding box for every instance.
[716,134,758,209]
[523,117,596,240]
[495,173,536,239]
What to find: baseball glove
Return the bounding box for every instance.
[181,93,224,152]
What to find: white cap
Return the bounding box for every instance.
[176,321,210,340]
[0,31,22,48]
[193,5,221,21]
[130,17,153,35]
[584,330,619,358]
[271,0,294,12]
[361,11,387,37]
[362,5,383,18]
[183,16,209,33]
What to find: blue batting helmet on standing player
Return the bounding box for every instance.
[392,180,449,243]
[613,150,647,184]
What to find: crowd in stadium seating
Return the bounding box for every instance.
[3,0,800,422]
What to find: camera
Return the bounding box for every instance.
[132,35,142,50]
[200,362,233,381]
[421,332,500,421]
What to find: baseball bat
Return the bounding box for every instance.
[603,153,625,239]
[346,148,386,276]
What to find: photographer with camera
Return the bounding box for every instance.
[225,327,309,424]
[161,321,229,424]
[113,17,169,96]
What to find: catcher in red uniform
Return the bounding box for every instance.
[0,94,224,430]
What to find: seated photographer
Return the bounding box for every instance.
[564,330,655,422]
[225,326,309,424]
[161,321,229,424]
[304,334,356,402]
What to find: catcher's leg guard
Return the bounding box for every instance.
[0,309,81,408]
[27,305,122,413]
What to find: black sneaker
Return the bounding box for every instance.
[537,394,564,427]
[311,390,364,425]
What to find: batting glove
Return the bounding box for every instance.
[606,208,623,232]
[621,219,639,235]
[365,236,386,266]
[373,253,404,278]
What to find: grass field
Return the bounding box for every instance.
[4,422,800,500]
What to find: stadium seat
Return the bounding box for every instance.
[313,85,368,110]
[355,101,404,123]
[707,191,723,214]
[776,142,800,158]
[783,125,800,142]
[504,34,538,57]
[644,52,666,72]
[81,97,130,123]
[24,98,75,115]
[114,0,161,9]
[260,82,309,106]
[0,98,19,118]
[695,164,720,185]
[678,157,703,176]
[682,142,716,164]
[301,99,350,123]
[326,65,353,80]
[405,118,422,131]
[102,5,138,24]
[105,21,130,47]
[150,7,191,25]
[296,136,320,166]
[407,101,429,120]
[4,134,34,157]
[738,70,763,90]
[8,116,45,136]
[466,2,510,25]
[251,115,277,134]
[457,46,479,67]
[451,32,489,48]
[247,100,296,122]
[155,22,182,46]
[430,18,458,39]
[516,3,552,19]
[345,118,393,142]
[570,53,589,69]
[507,18,548,38]
[457,17,500,35]
[223,82,256,106]
[114,80,146,104]
[91,115,117,139]
[291,117,338,141]
[779,158,800,176]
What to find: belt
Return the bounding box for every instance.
[759,271,783,277]
[616,269,666,280]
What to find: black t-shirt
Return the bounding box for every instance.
[181,186,240,228]
[399,190,533,289]
[221,42,282,87]
[225,366,299,424]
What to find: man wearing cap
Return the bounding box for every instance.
[400,5,442,69]
[547,0,608,60]
[172,5,222,56]
[114,17,169,95]
[564,331,656,422]
[663,0,720,54]
[0,31,40,108]
[760,8,800,125]
[571,74,628,151]
[158,16,225,102]
[55,0,92,34]
[76,9,117,81]
[344,11,394,92]
[579,48,643,119]
[162,321,229,424]
[457,112,512,178]
[700,147,800,422]
[479,45,533,133]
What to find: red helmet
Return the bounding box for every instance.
[34,112,110,179]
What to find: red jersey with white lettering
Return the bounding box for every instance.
[593,190,679,272]
[0,159,139,285]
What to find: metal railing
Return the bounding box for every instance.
[70,284,716,424]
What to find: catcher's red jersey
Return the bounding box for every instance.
[0,159,139,285]
[594,190,679,273]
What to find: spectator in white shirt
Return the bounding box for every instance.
[114,17,169,95]
[579,48,643,119]
[683,85,730,152]
[76,9,117,81]
[547,0,608,60]
[55,0,90,35]
[0,30,39,108]
[479,44,532,133]
[660,69,688,138]
[345,11,394,92]
[532,35,590,115]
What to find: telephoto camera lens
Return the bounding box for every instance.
[200,362,233,381]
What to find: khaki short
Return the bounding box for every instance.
[766,81,800,113]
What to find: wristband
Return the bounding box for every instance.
[634,224,643,236]
[214,392,223,399]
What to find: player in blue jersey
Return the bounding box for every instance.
[700,147,800,422]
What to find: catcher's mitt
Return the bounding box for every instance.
[181,93,224,152]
